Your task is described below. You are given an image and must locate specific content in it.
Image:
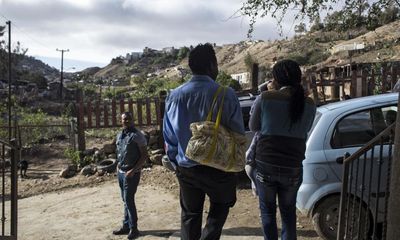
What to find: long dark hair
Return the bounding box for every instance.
[272,59,305,125]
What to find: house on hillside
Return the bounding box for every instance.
[143,47,158,56]
[125,52,142,63]
[162,47,176,55]
[231,72,250,85]
[331,42,365,54]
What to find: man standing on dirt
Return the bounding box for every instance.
[113,112,148,240]
[163,43,245,240]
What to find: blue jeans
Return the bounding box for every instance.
[255,168,302,240]
[118,170,141,230]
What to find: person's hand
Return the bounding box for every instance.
[125,169,135,178]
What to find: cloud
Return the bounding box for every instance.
[0,0,293,69]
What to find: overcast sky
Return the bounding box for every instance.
[0,0,299,71]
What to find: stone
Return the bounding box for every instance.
[150,149,164,155]
[59,165,77,178]
[80,164,97,176]
[149,154,163,165]
[103,143,116,154]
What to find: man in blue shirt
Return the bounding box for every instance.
[163,43,245,240]
[113,112,148,240]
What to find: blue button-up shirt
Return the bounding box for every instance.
[163,75,245,168]
[116,127,147,171]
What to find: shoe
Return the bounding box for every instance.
[127,228,140,239]
[112,226,130,235]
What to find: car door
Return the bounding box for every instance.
[324,105,397,221]
[324,105,397,182]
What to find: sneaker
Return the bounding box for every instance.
[112,226,130,235]
[127,228,140,239]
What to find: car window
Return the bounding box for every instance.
[331,105,397,148]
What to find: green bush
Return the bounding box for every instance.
[64,148,93,168]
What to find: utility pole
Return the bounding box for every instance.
[7,21,12,141]
[56,48,69,100]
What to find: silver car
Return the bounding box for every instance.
[297,92,398,240]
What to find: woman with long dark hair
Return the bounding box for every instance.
[249,59,316,240]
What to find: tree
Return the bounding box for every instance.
[177,47,190,60]
[240,0,400,36]
[244,52,255,71]
[216,71,242,91]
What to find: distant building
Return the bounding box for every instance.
[331,42,365,54]
[125,52,142,61]
[162,47,176,55]
[231,72,250,85]
[143,47,158,56]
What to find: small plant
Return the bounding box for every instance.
[64,148,81,167]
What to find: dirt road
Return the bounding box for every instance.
[18,174,320,240]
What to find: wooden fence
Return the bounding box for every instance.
[75,91,166,151]
[306,61,400,105]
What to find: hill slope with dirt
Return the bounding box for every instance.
[84,20,400,81]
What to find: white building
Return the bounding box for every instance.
[331,42,365,54]
[231,72,251,85]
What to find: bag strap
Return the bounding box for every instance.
[214,87,226,130]
[202,87,226,165]
[206,86,223,122]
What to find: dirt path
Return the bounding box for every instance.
[13,140,320,239]
[18,177,320,240]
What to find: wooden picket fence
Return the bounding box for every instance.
[306,61,400,105]
[76,98,163,129]
[75,92,166,151]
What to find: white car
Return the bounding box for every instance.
[297,92,398,240]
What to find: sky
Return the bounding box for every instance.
[0,0,300,71]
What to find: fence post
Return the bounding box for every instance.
[9,139,18,238]
[158,91,167,149]
[70,119,77,151]
[76,89,86,151]
[350,67,357,97]
[337,153,351,240]
[310,75,319,105]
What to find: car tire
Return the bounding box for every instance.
[97,159,117,173]
[312,195,370,240]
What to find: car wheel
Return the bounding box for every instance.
[97,158,117,173]
[312,195,370,240]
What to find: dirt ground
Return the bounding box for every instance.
[8,139,321,240]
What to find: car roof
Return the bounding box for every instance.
[318,93,399,113]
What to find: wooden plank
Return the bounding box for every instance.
[128,98,134,124]
[119,99,125,115]
[112,99,117,127]
[137,99,143,126]
[154,97,161,126]
[95,101,100,128]
[146,98,151,125]
[87,101,92,128]
[104,102,109,128]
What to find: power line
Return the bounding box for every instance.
[0,11,55,54]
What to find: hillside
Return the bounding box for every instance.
[0,50,59,82]
[80,19,400,82]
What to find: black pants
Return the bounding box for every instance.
[176,165,236,240]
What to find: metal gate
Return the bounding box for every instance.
[337,123,395,240]
[0,139,19,240]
